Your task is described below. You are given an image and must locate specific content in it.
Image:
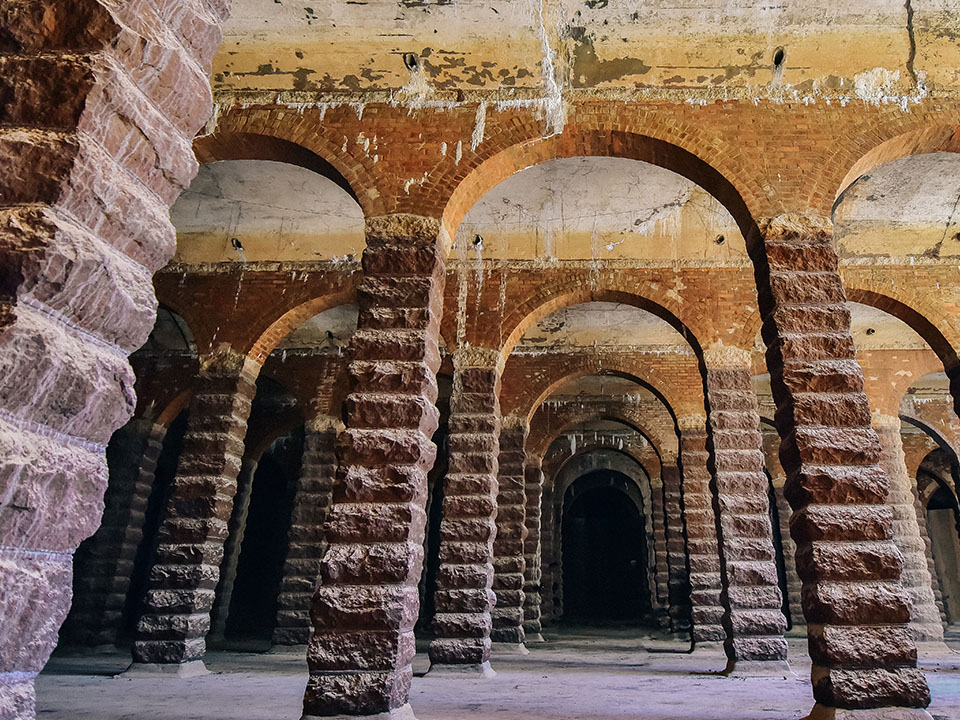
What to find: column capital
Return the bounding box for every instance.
[702,340,753,372]
[453,345,504,373]
[872,412,902,431]
[199,346,261,380]
[365,213,451,253]
[676,414,707,432]
[757,211,833,239]
[501,413,529,433]
[306,413,344,434]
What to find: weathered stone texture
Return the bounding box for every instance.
[490,423,528,646]
[61,419,163,646]
[303,215,446,717]
[132,359,257,665]
[678,420,724,644]
[873,416,944,643]
[758,216,929,710]
[661,464,692,633]
[273,423,338,646]
[522,460,544,640]
[428,359,499,669]
[0,0,225,715]
[705,364,788,665]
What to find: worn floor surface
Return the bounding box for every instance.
[37,628,960,720]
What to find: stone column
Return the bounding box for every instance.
[0,4,226,715]
[661,464,691,633]
[678,417,724,645]
[427,350,500,676]
[491,420,528,650]
[771,479,804,632]
[131,354,259,673]
[522,458,544,642]
[539,480,558,626]
[301,215,446,719]
[912,486,948,626]
[757,214,929,716]
[650,474,672,628]
[62,419,164,647]
[208,457,258,644]
[872,414,945,644]
[703,344,788,672]
[273,417,340,647]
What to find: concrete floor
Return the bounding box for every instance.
[38,628,960,720]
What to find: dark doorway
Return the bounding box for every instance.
[561,472,648,622]
[225,434,302,641]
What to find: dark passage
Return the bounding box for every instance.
[225,434,302,641]
[561,472,648,622]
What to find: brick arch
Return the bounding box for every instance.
[551,444,661,490]
[829,125,960,209]
[557,465,648,516]
[434,118,759,243]
[194,131,363,208]
[508,353,699,424]
[901,414,960,469]
[155,389,192,429]
[245,416,307,467]
[529,409,670,460]
[247,289,357,364]
[206,111,386,218]
[500,286,704,367]
[844,285,960,375]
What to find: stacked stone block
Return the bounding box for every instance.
[677,418,725,644]
[661,464,692,633]
[302,215,446,718]
[491,421,528,647]
[0,1,227,713]
[757,214,929,713]
[522,459,545,641]
[703,347,788,669]
[208,457,258,643]
[651,475,673,627]
[428,351,500,674]
[132,356,258,669]
[61,419,164,646]
[873,414,944,643]
[273,419,339,646]
[539,482,559,626]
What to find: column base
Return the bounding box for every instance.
[722,658,794,677]
[524,633,546,643]
[492,642,529,656]
[303,703,417,720]
[120,660,209,678]
[805,704,933,720]
[268,644,308,656]
[426,661,496,678]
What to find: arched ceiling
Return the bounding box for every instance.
[835,153,960,260]
[171,160,365,263]
[517,301,692,353]
[274,303,359,353]
[457,157,745,263]
[214,1,960,100]
[545,374,658,401]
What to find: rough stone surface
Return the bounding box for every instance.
[303,216,446,716]
[428,359,499,669]
[705,364,788,665]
